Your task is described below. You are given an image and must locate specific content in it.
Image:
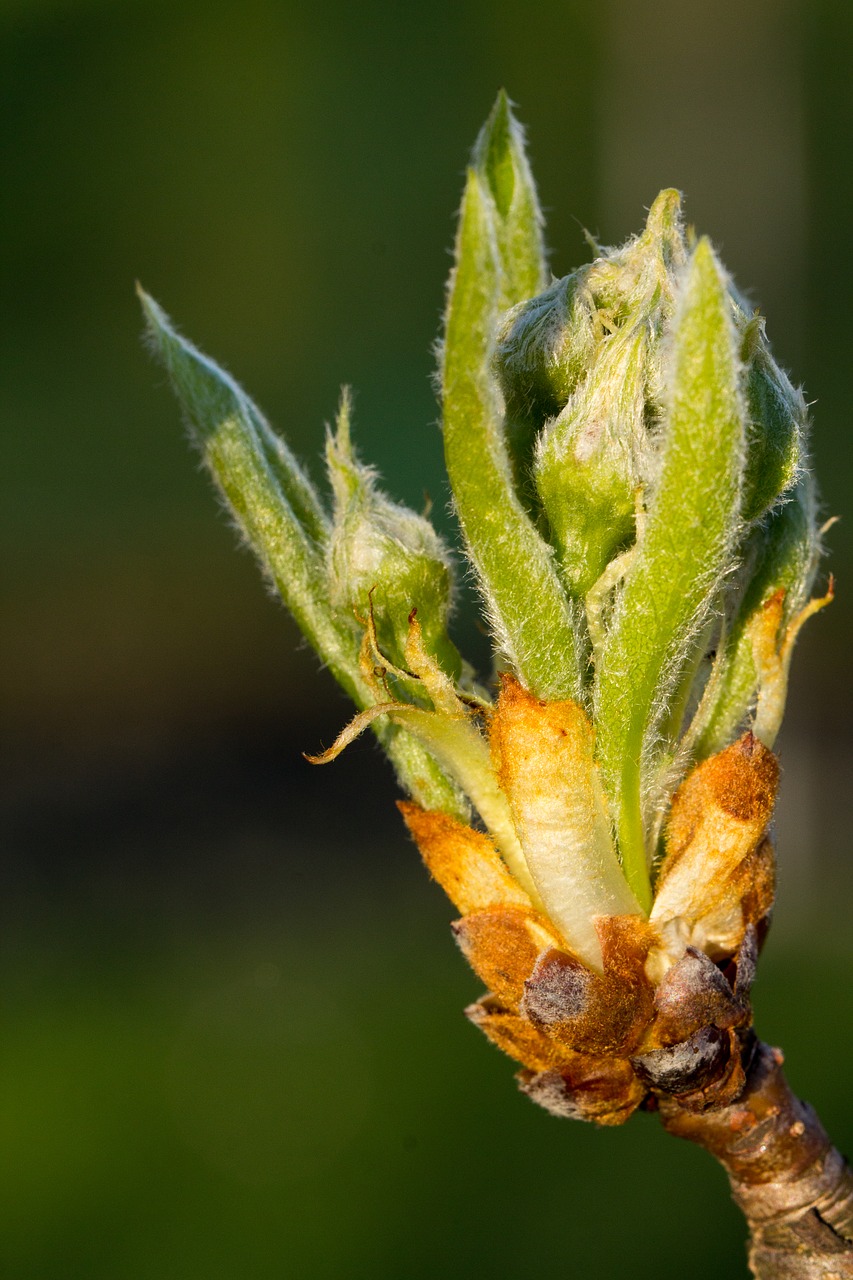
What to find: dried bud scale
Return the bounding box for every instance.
[142,91,847,1279]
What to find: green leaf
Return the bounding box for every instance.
[471,91,551,492]
[441,170,581,700]
[593,239,747,910]
[250,404,330,548]
[139,290,344,664]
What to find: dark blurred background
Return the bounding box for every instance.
[2,1,851,1276]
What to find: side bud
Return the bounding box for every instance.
[326,391,462,680]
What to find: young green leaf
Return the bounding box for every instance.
[442,168,581,700]
[593,239,747,910]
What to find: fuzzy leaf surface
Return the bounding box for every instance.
[594,240,746,909]
[442,171,580,700]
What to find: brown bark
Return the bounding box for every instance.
[658,1040,853,1279]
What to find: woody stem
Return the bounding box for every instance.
[657,1040,853,1279]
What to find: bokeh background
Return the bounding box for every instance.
[2,0,852,1275]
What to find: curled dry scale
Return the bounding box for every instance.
[142,93,852,1278]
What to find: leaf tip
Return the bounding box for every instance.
[472,89,521,219]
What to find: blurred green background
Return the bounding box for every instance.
[2,0,852,1275]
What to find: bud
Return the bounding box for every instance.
[525,187,687,597]
[495,190,695,604]
[325,389,462,681]
[146,94,833,1165]
[139,289,465,820]
[496,186,684,439]
[533,322,647,594]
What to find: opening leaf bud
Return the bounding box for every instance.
[146,96,832,1101]
[141,291,465,819]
